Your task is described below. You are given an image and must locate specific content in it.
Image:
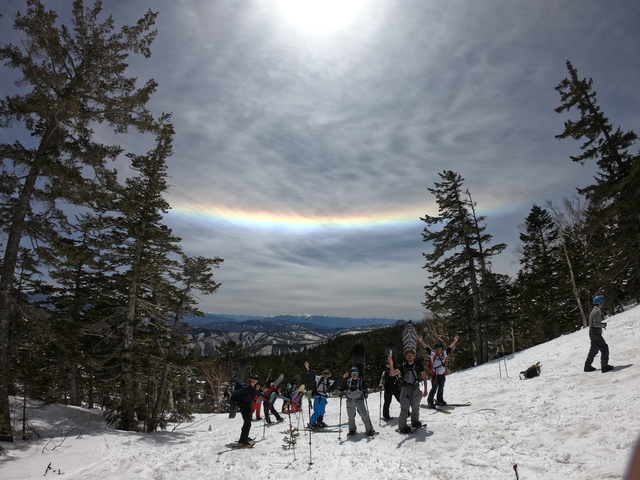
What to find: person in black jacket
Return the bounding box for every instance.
[388,349,428,434]
[379,362,401,420]
[233,373,265,445]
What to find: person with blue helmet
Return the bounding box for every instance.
[334,366,376,437]
[584,295,614,373]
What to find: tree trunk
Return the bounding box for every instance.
[0,153,47,432]
[148,362,170,433]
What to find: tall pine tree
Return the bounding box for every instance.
[0,0,159,432]
[98,121,183,431]
[516,205,573,344]
[421,171,506,365]
[555,61,640,305]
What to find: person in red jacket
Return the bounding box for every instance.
[251,383,264,420]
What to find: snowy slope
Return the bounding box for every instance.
[1,305,639,479]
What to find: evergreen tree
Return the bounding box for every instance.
[421,171,506,365]
[97,121,183,431]
[515,205,572,344]
[147,254,223,432]
[555,61,640,305]
[0,0,159,432]
[546,197,591,328]
[482,271,519,356]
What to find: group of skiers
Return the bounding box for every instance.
[232,333,461,446]
[234,294,616,447]
[250,381,307,422]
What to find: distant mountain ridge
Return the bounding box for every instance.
[186,313,401,330]
[184,313,406,356]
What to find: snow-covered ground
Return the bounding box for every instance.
[2,305,640,479]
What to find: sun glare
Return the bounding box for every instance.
[276,0,366,33]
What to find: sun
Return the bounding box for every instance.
[276,0,366,33]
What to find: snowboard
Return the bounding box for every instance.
[228,359,247,419]
[352,344,365,378]
[295,384,306,394]
[402,321,418,354]
[272,373,284,388]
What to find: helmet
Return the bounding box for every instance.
[350,366,359,373]
[322,369,331,375]
[435,343,443,349]
[593,295,604,305]
[250,373,259,380]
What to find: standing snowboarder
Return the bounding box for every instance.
[584,295,614,373]
[389,348,428,434]
[379,362,401,420]
[335,366,376,436]
[418,334,459,407]
[305,361,335,429]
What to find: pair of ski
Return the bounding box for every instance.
[420,402,471,414]
[226,437,260,449]
[297,425,341,433]
[227,442,255,449]
[396,424,426,435]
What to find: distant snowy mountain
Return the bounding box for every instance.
[186,313,402,330]
[184,315,405,356]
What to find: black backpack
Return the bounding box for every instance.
[519,362,541,380]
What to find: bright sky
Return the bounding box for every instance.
[1,0,639,319]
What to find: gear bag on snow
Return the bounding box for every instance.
[519,362,541,380]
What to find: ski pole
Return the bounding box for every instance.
[338,394,343,440]
[307,397,313,465]
[287,412,296,460]
[364,395,371,419]
[502,345,509,378]
[379,388,382,426]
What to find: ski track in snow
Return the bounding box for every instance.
[1,305,640,479]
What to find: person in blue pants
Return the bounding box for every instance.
[304,361,335,429]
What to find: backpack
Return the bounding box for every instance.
[402,363,420,385]
[313,376,330,396]
[344,377,364,400]
[429,352,448,376]
[231,383,252,404]
[519,362,541,380]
